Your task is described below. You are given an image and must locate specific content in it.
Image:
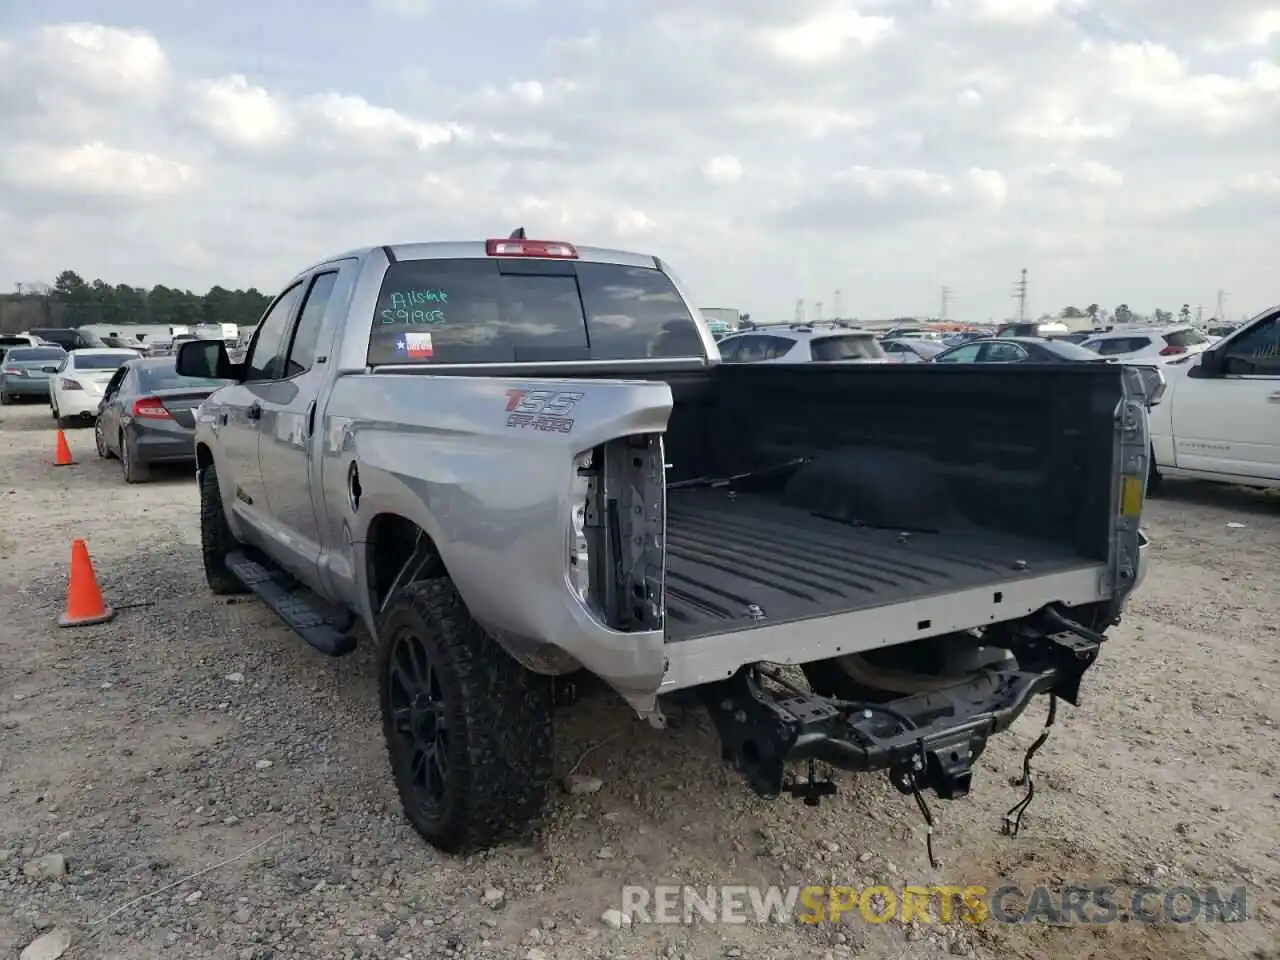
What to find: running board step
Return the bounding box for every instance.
[224,551,356,656]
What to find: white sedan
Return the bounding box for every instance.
[50,348,141,427]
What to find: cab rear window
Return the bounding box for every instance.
[366,258,704,365]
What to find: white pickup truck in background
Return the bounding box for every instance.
[1148,305,1280,491]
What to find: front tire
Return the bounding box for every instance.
[199,463,248,595]
[378,579,554,854]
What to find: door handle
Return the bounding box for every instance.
[305,400,316,437]
[246,402,262,422]
[1269,392,1280,403]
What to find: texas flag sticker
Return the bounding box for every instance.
[403,331,434,359]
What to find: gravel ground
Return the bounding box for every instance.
[1,400,1277,960]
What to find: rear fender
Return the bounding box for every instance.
[332,372,673,697]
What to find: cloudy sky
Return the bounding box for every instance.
[0,1,1276,323]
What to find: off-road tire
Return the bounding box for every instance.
[0,392,9,405]
[120,430,152,483]
[199,463,248,595]
[378,579,554,854]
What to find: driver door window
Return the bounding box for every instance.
[244,283,305,381]
[936,343,983,363]
[1222,316,1280,375]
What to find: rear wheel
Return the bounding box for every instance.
[120,430,152,484]
[378,578,554,854]
[94,417,113,459]
[199,463,248,595]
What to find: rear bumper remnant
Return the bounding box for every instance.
[701,628,1099,802]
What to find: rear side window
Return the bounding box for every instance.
[1164,328,1207,347]
[74,353,136,370]
[810,335,884,361]
[7,347,65,362]
[367,258,703,365]
[1091,337,1149,355]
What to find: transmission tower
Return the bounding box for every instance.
[794,299,806,325]
[1013,269,1028,322]
[833,289,842,319]
[1215,289,1227,319]
[940,285,952,322]
[814,301,824,322]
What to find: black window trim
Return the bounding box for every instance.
[1218,312,1280,377]
[243,280,307,383]
[278,270,340,380]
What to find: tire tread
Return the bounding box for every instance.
[378,579,554,854]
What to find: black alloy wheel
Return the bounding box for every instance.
[385,625,451,816]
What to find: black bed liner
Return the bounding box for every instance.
[663,489,1096,643]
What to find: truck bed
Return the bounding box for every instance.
[663,488,1095,642]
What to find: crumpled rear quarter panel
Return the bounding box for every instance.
[325,372,673,697]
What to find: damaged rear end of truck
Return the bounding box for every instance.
[559,360,1153,826]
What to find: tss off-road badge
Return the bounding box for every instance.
[504,389,584,434]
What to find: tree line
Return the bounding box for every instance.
[0,270,272,335]
[1053,304,1213,326]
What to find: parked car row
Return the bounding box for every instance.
[0,342,228,483]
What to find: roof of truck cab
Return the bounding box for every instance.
[297,240,662,277]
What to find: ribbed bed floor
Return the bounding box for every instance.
[663,488,1093,642]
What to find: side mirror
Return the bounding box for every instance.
[176,339,238,380]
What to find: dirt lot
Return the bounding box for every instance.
[1,399,1277,960]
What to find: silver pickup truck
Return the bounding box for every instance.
[176,233,1154,855]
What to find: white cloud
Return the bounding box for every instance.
[702,156,744,184]
[2,142,196,199]
[193,75,293,148]
[1032,160,1124,189]
[302,93,466,150]
[764,7,894,63]
[972,0,1065,25]
[0,5,1277,322]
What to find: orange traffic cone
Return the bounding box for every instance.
[58,539,115,628]
[53,429,74,466]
